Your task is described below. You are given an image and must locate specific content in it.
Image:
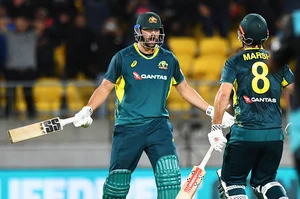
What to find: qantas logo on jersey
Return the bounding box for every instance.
[243,96,253,104]
[243,95,276,104]
[132,72,167,80]
[133,72,142,80]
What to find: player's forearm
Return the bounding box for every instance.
[285,83,294,95]
[87,86,111,111]
[213,90,230,124]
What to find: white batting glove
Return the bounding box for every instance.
[208,124,227,153]
[222,112,235,128]
[285,122,292,136]
[73,106,93,128]
[206,106,235,128]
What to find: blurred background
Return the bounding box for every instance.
[0,0,299,198]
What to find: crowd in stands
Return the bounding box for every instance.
[0,0,298,118]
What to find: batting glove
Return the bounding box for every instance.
[285,122,292,136]
[206,106,235,128]
[208,124,227,153]
[73,106,93,128]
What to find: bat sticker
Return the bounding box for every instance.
[41,118,62,134]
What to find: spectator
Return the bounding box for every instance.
[0,5,8,72]
[4,15,37,118]
[92,17,124,118]
[85,0,110,34]
[126,0,158,21]
[53,10,72,42]
[64,13,94,79]
[0,17,6,73]
[35,7,54,29]
[34,17,57,77]
[196,0,230,38]
[93,17,124,76]
[4,0,34,19]
[154,0,187,36]
[123,0,159,45]
[50,0,76,20]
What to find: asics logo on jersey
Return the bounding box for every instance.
[132,72,168,80]
[131,60,137,67]
[243,95,276,103]
[133,72,142,80]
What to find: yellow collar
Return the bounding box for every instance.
[244,47,264,50]
[134,43,160,60]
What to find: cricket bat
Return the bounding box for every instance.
[176,146,214,199]
[8,117,77,143]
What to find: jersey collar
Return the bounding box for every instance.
[134,43,160,60]
[244,47,264,50]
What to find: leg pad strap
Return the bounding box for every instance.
[217,169,248,199]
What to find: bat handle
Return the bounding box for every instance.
[60,117,78,126]
[199,146,214,169]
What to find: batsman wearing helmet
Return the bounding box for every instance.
[209,13,294,199]
[71,12,234,199]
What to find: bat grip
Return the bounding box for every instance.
[61,117,78,126]
[199,146,214,169]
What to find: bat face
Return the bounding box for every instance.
[8,117,63,143]
[176,166,206,199]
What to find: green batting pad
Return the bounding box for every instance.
[155,155,181,199]
[103,169,131,199]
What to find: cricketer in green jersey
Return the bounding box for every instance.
[208,13,294,199]
[71,12,234,199]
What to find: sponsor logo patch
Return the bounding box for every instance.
[158,61,168,70]
[243,95,253,104]
[243,95,276,103]
[131,60,137,67]
[148,16,157,23]
[133,72,142,80]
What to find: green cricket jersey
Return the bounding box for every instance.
[221,48,294,130]
[104,43,184,126]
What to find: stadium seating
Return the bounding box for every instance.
[192,55,227,80]
[167,86,191,114]
[199,36,229,57]
[168,37,197,56]
[33,78,64,115]
[197,84,219,106]
[176,54,194,77]
[65,82,85,112]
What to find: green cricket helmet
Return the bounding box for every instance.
[238,13,269,46]
[134,12,165,49]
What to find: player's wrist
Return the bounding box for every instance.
[211,124,222,131]
[206,106,214,117]
[82,106,93,117]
